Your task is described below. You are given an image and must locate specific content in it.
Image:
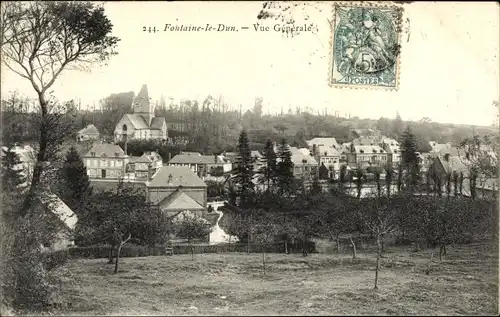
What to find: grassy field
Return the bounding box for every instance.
[48,242,498,316]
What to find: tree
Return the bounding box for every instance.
[258,139,277,192]
[400,125,420,190]
[1,148,28,194]
[384,164,394,198]
[57,146,93,214]
[276,138,294,196]
[1,1,119,211]
[309,176,322,196]
[392,112,404,141]
[172,211,212,261]
[233,130,254,207]
[360,197,398,290]
[251,211,279,275]
[82,185,168,272]
[355,167,365,199]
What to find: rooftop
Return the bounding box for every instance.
[147,166,207,188]
[84,143,126,158]
[77,124,99,135]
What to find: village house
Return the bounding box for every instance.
[126,151,163,180]
[346,144,388,169]
[290,147,318,179]
[306,137,340,151]
[83,143,129,179]
[311,145,341,173]
[427,153,469,193]
[76,124,100,142]
[168,152,232,178]
[114,85,168,142]
[39,193,78,252]
[380,137,401,167]
[146,166,208,218]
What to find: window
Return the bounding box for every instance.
[360,149,364,153]
[91,152,96,157]
[92,159,97,167]
[117,170,122,177]
[100,159,107,167]
[109,160,115,167]
[116,160,122,167]
[86,159,90,166]
[114,152,119,157]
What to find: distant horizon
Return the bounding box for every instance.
[1,90,496,130]
[1,1,498,127]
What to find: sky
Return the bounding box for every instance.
[1,1,499,126]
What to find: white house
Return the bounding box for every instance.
[114,85,168,142]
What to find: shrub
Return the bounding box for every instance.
[42,250,69,271]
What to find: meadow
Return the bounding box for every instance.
[47,242,498,316]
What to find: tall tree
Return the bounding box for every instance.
[392,112,404,141]
[400,125,420,191]
[58,146,93,214]
[258,139,277,192]
[1,1,119,212]
[233,130,254,207]
[276,138,295,196]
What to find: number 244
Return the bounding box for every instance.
[143,26,157,33]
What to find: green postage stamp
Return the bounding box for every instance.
[329,2,404,90]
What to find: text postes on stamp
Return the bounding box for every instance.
[330,3,403,90]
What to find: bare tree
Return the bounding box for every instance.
[1,1,119,211]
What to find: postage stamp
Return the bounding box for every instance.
[329,2,404,90]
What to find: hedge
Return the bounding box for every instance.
[67,241,317,259]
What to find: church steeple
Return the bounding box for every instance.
[133,84,154,126]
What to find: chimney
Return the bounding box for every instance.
[147,164,154,180]
[168,173,173,184]
[124,140,128,156]
[214,154,218,163]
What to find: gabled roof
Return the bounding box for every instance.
[352,136,381,146]
[128,155,152,164]
[291,152,318,166]
[353,145,386,154]
[147,166,207,187]
[124,114,149,129]
[159,189,205,212]
[84,143,125,158]
[150,117,166,130]
[77,124,99,136]
[316,145,340,157]
[306,137,339,148]
[40,193,78,231]
[437,155,469,175]
[169,154,224,165]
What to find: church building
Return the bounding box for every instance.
[114,85,168,142]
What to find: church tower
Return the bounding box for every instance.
[133,84,154,126]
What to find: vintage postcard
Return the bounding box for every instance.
[330,2,403,90]
[0,1,499,316]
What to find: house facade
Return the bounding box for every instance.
[83,143,128,179]
[77,124,100,142]
[312,145,341,175]
[114,85,168,142]
[381,137,401,167]
[290,147,318,179]
[346,144,388,168]
[146,166,208,218]
[168,152,232,177]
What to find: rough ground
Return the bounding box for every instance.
[47,242,497,316]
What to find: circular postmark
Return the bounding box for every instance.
[334,7,399,78]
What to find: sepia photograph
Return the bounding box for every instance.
[0,1,499,316]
